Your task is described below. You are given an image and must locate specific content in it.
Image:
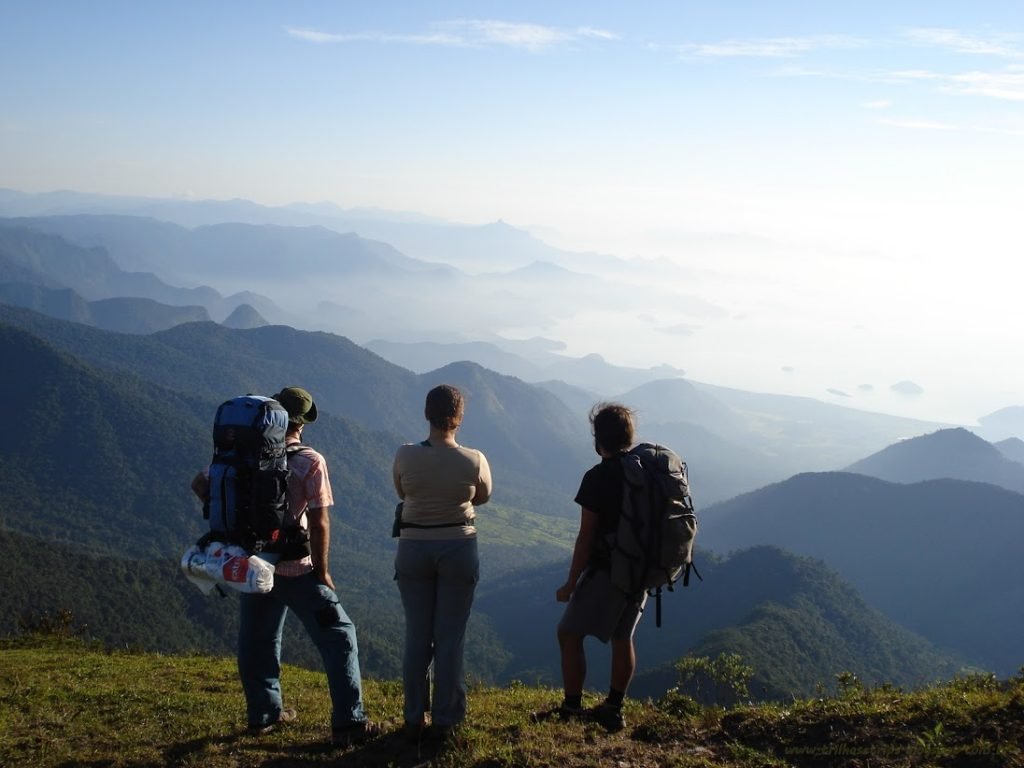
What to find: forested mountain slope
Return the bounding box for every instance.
[699,472,1024,674]
[0,306,590,497]
[477,546,964,699]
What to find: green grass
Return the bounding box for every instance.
[2,638,1022,767]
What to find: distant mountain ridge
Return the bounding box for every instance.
[0,189,603,273]
[0,282,211,333]
[845,427,1024,494]
[995,437,1024,465]
[366,338,687,395]
[3,210,725,360]
[979,406,1024,441]
[0,221,282,324]
[222,302,267,329]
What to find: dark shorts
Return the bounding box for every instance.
[557,567,647,643]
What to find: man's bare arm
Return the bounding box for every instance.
[306,505,335,590]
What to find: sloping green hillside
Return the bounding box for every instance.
[2,640,1021,768]
[700,472,1024,674]
[0,323,210,555]
[480,547,964,699]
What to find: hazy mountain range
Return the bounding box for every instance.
[2,212,720,350]
[0,207,964,503]
[2,188,1023,696]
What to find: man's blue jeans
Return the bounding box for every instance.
[395,537,478,727]
[238,571,367,729]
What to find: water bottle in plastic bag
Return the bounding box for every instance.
[203,542,275,594]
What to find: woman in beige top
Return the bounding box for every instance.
[392,384,492,740]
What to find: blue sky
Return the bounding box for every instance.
[2,2,1023,422]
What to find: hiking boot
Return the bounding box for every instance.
[248,707,297,735]
[589,702,625,733]
[557,700,588,721]
[332,719,383,748]
[530,698,587,724]
[402,718,429,744]
[432,724,465,748]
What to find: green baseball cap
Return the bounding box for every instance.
[273,387,318,424]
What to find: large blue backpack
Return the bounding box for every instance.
[203,395,290,553]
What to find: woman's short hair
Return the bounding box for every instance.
[425,384,465,431]
[590,402,635,454]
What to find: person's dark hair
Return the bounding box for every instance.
[425,385,465,431]
[590,402,635,454]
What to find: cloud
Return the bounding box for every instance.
[888,66,1024,102]
[877,117,959,131]
[862,99,892,110]
[905,27,1024,58]
[578,27,618,41]
[948,68,1024,101]
[287,20,617,52]
[287,27,463,46]
[443,20,569,50]
[660,323,700,337]
[676,34,864,59]
[878,112,1024,136]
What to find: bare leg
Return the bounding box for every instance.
[558,630,586,698]
[609,637,636,695]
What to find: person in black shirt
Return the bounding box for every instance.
[555,402,646,732]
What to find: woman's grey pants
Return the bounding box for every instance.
[395,537,479,727]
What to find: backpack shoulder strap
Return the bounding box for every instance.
[286,442,315,458]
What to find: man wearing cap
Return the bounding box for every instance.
[192,387,379,747]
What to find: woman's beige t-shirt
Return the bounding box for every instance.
[392,442,492,540]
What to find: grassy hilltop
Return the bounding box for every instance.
[2,638,1022,768]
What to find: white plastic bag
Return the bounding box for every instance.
[180,541,276,594]
[180,544,218,595]
[202,541,276,594]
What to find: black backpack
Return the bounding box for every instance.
[609,442,700,625]
[203,395,290,553]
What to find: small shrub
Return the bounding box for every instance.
[835,671,863,698]
[657,689,703,718]
[670,653,754,708]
